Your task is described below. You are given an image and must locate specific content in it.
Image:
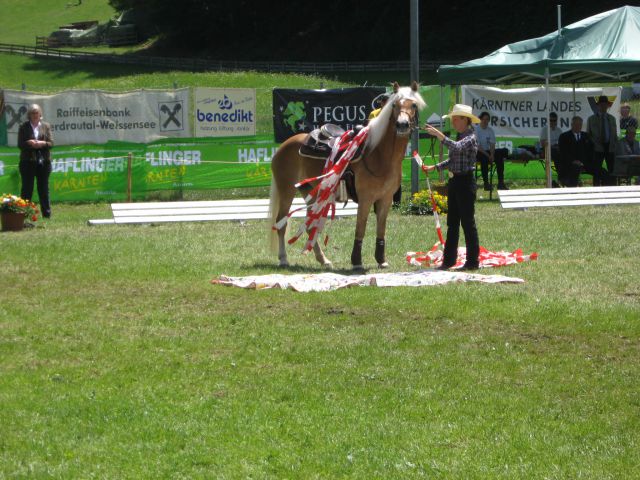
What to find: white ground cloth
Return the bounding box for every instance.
[212,270,524,292]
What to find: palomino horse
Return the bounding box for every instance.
[269,81,425,269]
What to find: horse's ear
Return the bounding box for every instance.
[411,81,419,91]
[392,82,400,93]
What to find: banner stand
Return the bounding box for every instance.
[127,152,133,202]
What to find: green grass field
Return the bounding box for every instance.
[1,4,640,477]
[1,201,639,478]
[0,0,116,46]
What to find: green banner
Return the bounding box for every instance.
[0,135,280,201]
[0,132,549,202]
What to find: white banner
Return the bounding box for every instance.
[3,88,191,146]
[462,85,622,138]
[194,88,256,137]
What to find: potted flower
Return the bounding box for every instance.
[402,189,448,216]
[0,194,39,231]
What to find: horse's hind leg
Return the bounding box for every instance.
[276,196,295,267]
[312,240,332,268]
[272,179,297,268]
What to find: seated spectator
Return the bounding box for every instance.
[619,103,638,131]
[617,125,640,155]
[539,112,562,174]
[474,111,509,190]
[617,126,640,185]
[558,116,604,187]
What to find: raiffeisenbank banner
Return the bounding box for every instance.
[194,88,256,137]
[3,88,192,146]
[462,86,622,137]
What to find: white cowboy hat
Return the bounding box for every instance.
[443,104,481,123]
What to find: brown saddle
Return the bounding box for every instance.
[299,124,346,160]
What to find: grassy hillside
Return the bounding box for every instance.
[0,53,349,92]
[0,0,116,45]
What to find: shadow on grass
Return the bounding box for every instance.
[20,55,166,81]
[251,261,373,276]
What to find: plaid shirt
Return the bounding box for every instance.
[436,127,478,175]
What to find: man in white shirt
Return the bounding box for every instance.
[475,111,508,190]
[558,116,602,186]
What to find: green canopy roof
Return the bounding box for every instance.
[438,6,640,85]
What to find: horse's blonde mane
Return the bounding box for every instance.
[366,87,426,152]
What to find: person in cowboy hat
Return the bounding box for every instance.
[586,95,617,184]
[423,104,481,271]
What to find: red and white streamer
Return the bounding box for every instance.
[412,151,444,246]
[274,126,369,252]
[406,243,538,269]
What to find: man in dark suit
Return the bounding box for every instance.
[587,95,618,179]
[18,104,54,218]
[558,116,603,187]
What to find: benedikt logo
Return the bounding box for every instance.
[218,95,233,110]
[197,109,254,123]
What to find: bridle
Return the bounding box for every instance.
[361,97,419,178]
[393,99,419,136]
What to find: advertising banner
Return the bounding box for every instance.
[2,88,192,146]
[194,88,256,137]
[0,136,280,201]
[272,87,385,143]
[462,85,622,138]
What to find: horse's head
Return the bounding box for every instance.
[390,81,425,137]
[368,82,426,150]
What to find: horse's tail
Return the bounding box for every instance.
[267,176,284,253]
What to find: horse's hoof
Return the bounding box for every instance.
[378,262,390,269]
[323,261,333,270]
[279,260,290,268]
[352,264,364,272]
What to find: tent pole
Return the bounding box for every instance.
[545,68,553,188]
[439,85,445,183]
[410,0,420,195]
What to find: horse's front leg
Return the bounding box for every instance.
[373,195,393,268]
[351,200,373,270]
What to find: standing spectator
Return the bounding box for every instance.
[539,112,562,175]
[18,104,53,218]
[423,104,480,271]
[587,95,617,179]
[475,111,508,191]
[619,102,637,131]
[558,116,601,187]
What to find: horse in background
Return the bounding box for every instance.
[268,81,425,270]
